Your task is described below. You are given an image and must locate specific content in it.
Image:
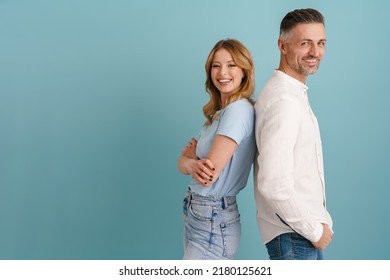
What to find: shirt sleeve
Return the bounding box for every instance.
[217,100,254,145]
[256,98,323,242]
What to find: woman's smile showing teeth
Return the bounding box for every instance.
[218,79,232,84]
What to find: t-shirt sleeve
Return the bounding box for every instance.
[217,100,254,145]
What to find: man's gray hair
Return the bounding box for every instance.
[279,8,325,41]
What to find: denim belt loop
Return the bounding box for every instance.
[185,188,192,207]
[223,196,228,209]
[188,192,192,207]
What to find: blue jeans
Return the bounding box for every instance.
[182,191,241,260]
[266,232,324,260]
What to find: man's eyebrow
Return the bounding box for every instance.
[300,38,327,42]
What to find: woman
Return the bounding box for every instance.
[177,39,256,259]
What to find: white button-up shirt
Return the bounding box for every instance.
[254,70,333,244]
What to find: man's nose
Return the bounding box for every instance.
[309,44,320,57]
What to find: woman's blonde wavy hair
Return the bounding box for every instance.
[203,39,255,125]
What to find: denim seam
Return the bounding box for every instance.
[220,215,241,258]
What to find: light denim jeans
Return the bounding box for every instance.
[182,191,241,260]
[266,232,324,260]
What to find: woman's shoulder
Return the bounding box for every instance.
[221,98,255,123]
[225,98,254,112]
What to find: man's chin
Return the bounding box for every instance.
[303,67,319,76]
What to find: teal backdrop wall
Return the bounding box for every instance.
[1,0,389,259]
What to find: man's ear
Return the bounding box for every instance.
[278,39,287,54]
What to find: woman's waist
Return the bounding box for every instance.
[185,187,237,208]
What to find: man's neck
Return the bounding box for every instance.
[277,65,307,84]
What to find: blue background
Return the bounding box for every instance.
[1,0,389,259]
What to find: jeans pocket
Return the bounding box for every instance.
[266,235,282,259]
[220,215,241,258]
[189,203,212,221]
[291,233,320,260]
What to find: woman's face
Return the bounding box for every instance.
[211,48,244,100]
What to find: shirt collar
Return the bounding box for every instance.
[273,70,308,95]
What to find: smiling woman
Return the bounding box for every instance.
[177,39,256,260]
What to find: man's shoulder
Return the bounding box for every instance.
[256,72,304,108]
[256,84,295,107]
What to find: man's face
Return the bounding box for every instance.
[280,23,326,83]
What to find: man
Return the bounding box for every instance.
[254,8,334,260]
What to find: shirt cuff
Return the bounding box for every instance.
[306,222,323,242]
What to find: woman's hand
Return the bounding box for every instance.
[178,138,215,187]
[186,158,215,187]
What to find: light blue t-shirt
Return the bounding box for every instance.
[189,99,256,196]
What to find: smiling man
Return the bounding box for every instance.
[254,8,334,260]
